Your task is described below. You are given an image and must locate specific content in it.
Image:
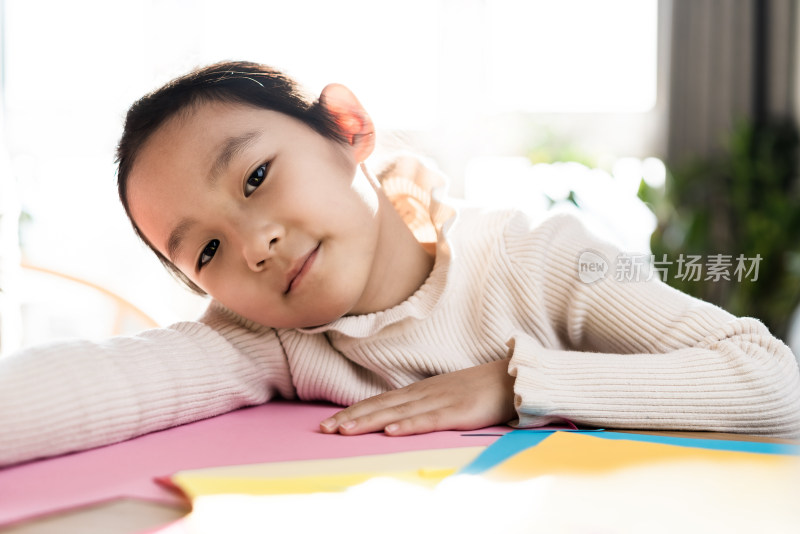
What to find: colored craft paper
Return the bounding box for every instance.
[150,445,800,534]
[461,428,799,474]
[485,432,798,480]
[596,430,800,454]
[147,431,800,534]
[0,401,509,528]
[170,447,485,498]
[146,519,192,534]
[460,429,595,474]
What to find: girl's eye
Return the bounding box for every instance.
[245,162,269,197]
[198,239,219,270]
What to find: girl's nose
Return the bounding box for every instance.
[243,222,285,272]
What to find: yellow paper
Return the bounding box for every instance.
[172,446,485,499]
[486,432,797,481]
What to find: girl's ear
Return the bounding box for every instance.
[319,83,375,162]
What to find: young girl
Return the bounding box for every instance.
[1,61,798,467]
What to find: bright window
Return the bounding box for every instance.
[486,0,658,113]
[1,0,660,347]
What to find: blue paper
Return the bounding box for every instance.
[460,430,598,474]
[459,429,799,475]
[595,431,800,456]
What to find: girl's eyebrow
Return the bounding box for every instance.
[167,217,197,263]
[207,130,261,186]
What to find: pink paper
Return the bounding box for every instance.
[0,400,508,527]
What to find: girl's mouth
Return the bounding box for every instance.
[285,242,321,295]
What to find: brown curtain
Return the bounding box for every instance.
[666,0,797,165]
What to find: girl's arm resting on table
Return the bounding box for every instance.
[507,322,800,437]
[506,213,800,438]
[0,314,291,467]
[320,212,800,438]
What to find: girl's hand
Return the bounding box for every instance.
[319,358,516,436]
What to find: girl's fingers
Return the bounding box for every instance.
[383,402,507,436]
[383,410,450,436]
[319,385,426,433]
[328,398,439,435]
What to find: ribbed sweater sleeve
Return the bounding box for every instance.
[504,213,800,437]
[0,304,291,466]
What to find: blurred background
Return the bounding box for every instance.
[0,0,798,355]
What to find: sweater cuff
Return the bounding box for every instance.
[505,326,800,437]
[506,333,575,429]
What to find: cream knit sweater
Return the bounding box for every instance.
[2,166,799,466]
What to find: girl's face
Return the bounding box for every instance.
[127,101,383,328]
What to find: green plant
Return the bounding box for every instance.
[640,119,800,341]
[526,127,599,168]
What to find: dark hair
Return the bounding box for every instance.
[116,60,346,294]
